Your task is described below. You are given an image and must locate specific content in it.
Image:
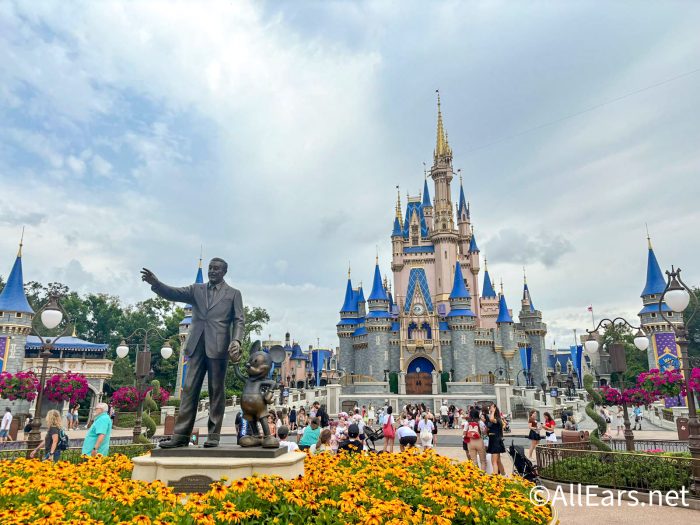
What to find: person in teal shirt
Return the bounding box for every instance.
[298,417,320,450]
[82,403,113,456]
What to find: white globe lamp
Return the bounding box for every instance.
[116,340,129,359]
[160,342,173,360]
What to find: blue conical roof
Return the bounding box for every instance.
[340,278,358,312]
[195,264,204,284]
[497,293,513,323]
[422,179,432,207]
[469,233,479,253]
[0,254,33,314]
[523,283,535,312]
[392,216,402,237]
[368,263,388,301]
[449,263,470,300]
[290,342,308,361]
[457,181,468,219]
[482,270,496,298]
[357,285,365,303]
[641,246,666,297]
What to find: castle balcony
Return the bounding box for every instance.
[406,339,433,352]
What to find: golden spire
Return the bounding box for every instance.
[18,227,24,257]
[500,278,504,295]
[348,262,351,279]
[395,185,402,221]
[484,256,488,272]
[375,246,379,265]
[199,245,203,267]
[523,266,527,284]
[646,223,652,249]
[72,325,77,338]
[434,90,452,161]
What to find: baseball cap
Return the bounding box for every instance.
[348,423,360,437]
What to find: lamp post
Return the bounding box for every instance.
[585,317,649,452]
[658,266,700,495]
[26,295,72,453]
[306,370,313,390]
[116,327,174,443]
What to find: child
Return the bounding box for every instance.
[277,425,299,452]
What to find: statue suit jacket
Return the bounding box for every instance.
[151,280,245,359]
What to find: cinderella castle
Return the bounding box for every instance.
[337,95,548,404]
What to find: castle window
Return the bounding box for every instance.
[651,313,657,318]
[15,313,22,318]
[444,250,447,259]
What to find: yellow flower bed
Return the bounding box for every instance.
[0,450,552,524]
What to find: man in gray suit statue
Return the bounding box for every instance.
[141,257,244,448]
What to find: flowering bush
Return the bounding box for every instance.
[44,371,89,404]
[621,387,658,407]
[0,451,553,525]
[600,385,622,406]
[689,367,700,393]
[0,371,39,401]
[637,369,686,398]
[111,386,146,412]
[147,385,170,407]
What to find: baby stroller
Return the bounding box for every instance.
[508,441,539,483]
[363,426,384,452]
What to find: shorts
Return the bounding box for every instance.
[0,430,8,438]
[400,436,417,447]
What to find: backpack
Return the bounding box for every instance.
[466,421,481,440]
[58,429,69,451]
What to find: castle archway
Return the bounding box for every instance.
[406,356,435,395]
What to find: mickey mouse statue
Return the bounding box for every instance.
[230,340,285,448]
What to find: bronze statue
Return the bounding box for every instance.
[141,258,244,448]
[230,340,285,448]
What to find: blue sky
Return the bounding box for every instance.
[1,0,699,349]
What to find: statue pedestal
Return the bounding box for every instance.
[131,446,305,492]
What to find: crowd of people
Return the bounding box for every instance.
[233,400,511,475]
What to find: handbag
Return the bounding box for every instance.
[382,416,395,438]
[420,427,432,443]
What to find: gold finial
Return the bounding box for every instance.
[199,245,203,267]
[423,161,427,179]
[348,262,351,279]
[18,227,25,257]
[523,266,527,284]
[72,325,77,338]
[500,278,504,295]
[484,256,488,271]
[434,89,451,160]
[395,185,402,221]
[646,223,652,249]
[375,246,379,265]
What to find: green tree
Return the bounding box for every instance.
[685,287,700,363]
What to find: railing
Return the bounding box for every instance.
[605,439,689,453]
[537,442,696,492]
[0,443,154,463]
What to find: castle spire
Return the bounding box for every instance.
[457,174,468,220]
[0,235,34,314]
[482,259,496,298]
[496,284,513,323]
[641,232,665,297]
[434,90,452,162]
[18,226,24,257]
[468,226,480,253]
[448,262,476,317]
[340,273,357,313]
[422,177,432,207]
[368,260,389,301]
[195,254,204,284]
[522,267,535,312]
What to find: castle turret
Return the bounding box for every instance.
[517,274,548,387]
[495,284,517,366]
[337,267,360,377]
[363,260,392,381]
[0,237,35,412]
[429,92,459,310]
[479,258,499,329]
[638,234,680,369]
[457,177,470,248]
[447,262,476,381]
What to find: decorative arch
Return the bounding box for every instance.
[406,356,435,375]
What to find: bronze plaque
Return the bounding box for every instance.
[168,474,214,493]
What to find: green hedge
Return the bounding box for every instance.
[540,453,692,492]
[0,443,154,464]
